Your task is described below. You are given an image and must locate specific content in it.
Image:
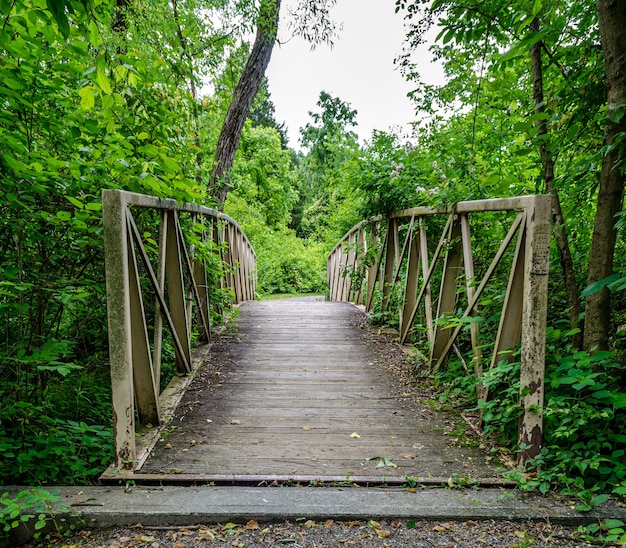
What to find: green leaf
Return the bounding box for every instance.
[605,519,625,529]
[0,0,12,15]
[78,86,95,109]
[95,69,112,95]
[66,196,84,209]
[590,494,610,506]
[581,273,621,297]
[46,0,70,38]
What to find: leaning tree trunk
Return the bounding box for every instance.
[583,0,626,352]
[209,0,282,206]
[530,18,583,349]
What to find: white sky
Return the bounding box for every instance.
[266,0,444,148]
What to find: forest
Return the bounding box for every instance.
[0,0,625,531]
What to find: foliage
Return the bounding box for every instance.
[225,193,326,296]
[1,488,64,541]
[0,0,251,485]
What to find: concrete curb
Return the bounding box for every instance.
[3,484,625,543]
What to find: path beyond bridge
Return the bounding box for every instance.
[125,298,504,484]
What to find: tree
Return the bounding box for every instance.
[294,91,361,240]
[209,0,339,207]
[530,16,582,347]
[583,0,626,351]
[210,0,282,206]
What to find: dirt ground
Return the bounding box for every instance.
[24,518,591,547]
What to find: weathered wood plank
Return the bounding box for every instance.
[139,299,503,481]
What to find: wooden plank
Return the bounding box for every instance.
[137,299,503,481]
[460,214,484,398]
[165,210,192,373]
[126,217,159,426]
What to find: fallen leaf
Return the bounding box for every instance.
[140,535,156,542]
[169,468,182,473]
[401,454,416,460]
[377,529,391,538]
[368,520,382,530]
[304,520,317,529]
[164,443,172,449]
[302,426,314,431]
[230,419,241,425]
[346,520,363,527]
[173,542,186,548]
[196,527,215,541]
[350,432,361,439]
[245,520,259,530]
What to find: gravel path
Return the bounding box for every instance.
[25,518,590,547]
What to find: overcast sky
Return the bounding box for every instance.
[265,0,443,149]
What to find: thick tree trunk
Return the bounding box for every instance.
[583,0,626,351]
[209,0,282,206]
[530,18,583,349]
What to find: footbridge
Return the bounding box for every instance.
[101,190,551,484]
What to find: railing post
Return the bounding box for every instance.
[165,211,192,373]
[400,220,420,341]
[102,190,136,471]
[381,219,398,312]
[430,215,462,368]
[518,195,551,464]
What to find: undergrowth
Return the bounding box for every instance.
[406,324,626,514]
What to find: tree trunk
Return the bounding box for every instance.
[583,0,626,351]
[209,0,282,206]
[530,18,583,349]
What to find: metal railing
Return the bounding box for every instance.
[102,190,256,473]
[328,195,551,464]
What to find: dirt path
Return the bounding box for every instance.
[25,518,589,547]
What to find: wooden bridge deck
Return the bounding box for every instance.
[136,298,504,484]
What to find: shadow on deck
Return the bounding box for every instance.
[105,299,508,486]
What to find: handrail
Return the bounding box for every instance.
[102,190,256,473]
[327,195,551,464]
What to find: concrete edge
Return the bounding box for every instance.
[3,484,625,546]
